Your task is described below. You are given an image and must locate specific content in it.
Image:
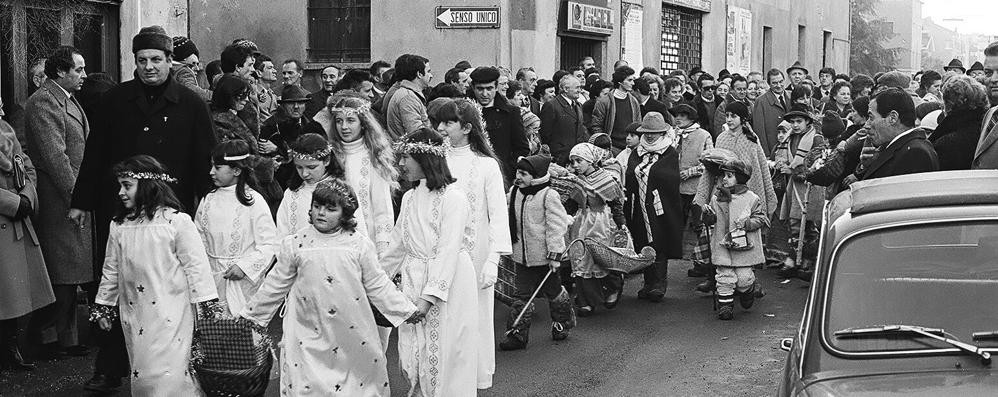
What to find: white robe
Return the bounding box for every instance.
[381,183,479,397]
[242,227,416,397]
[276,176,370,238]
[341,139,395,250]
[195,186,280,315]
[447,144,512,389]
[95,208,218,397]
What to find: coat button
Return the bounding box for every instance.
[1,224,6,230]
[143,127,149,131]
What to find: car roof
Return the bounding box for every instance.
[828,170,998,221]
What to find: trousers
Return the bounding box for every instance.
[506,264,574,342]
[715,266,756,297]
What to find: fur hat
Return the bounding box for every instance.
[670,103,699,121]
[133,26,173,54]
[724,101,750,123]
[516,154,551,178]
[171,36,198,61]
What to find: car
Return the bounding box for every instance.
[777,171,998,396]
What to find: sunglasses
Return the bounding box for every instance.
[701,85,717,90]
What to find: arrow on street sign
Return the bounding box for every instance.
[434,6,501,29]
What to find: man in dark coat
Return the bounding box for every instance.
[539,75,588,165]
[860,88,939,180]
[752,69,791,158]
[470,66,530,179]
[304,65,340,119]
[623,112,683,302]
[261,84,325,187]
[68,25,217,393]
[691,73,721,137]
[634,77,670,118]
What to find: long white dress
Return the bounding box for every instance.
[275,176,370,238]
[341,139,395,250]
[241,226,416,396]
[447,144,511,389]
[95,208,218,396]
[195,186,280,315]
[381,182,479,397]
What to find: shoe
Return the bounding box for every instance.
[1,327,35,371]
[604,291,620,309]
[576,306,593,317]
[498,336,527,351]
[717,296,734,320]
[777,258,798,279]
[551,322,569,341]
[62,345,90,357]
[795,267,814,282]
[642,288,665,303]
[739,284,759,310]
[637,288,650,300]
[687,267,709,278]
[83,374,122,393]
[695,278,716,294]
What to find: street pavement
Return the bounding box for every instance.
[0,261,807,397]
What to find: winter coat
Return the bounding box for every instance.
[691,94,722,137]
[973,106,998,170]
[623,146,683,260]
[709,189,769,267]
[859,129,939,181]
[509,183,570,267]
[694,128,778,217]
[777,128,826,222]
[751,90,791,158]
[0,120,55,320]
[539,95,589,165]
[677,125,713,195]
[591,92,641,150]
[24,80,93,284]
[385,80,430,140]
[260,109,325,159]
[929,107,985,171]
[483,94,530,179]
[303,88,331,120]
[171,63,211,102]
[71,73,217,274]
[211,110,260,153]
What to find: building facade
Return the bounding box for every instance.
[879,0,922,73]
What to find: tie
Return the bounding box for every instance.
[981,109,998,148]
[779,94,787,110]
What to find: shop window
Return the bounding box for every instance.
[560,36,601,72]
[307,0,371,63]
[660,6,702,73]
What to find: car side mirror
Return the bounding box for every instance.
[780,338,793,352]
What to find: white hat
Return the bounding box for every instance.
[920,109,942,131]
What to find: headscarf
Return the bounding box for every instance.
[569,142,607,165]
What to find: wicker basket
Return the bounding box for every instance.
[569,238,656,274]
[194,318,273,397]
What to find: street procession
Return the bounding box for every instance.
[2,0,998,396]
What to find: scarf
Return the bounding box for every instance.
[636,133,674,157]
[789,126,817,169]
[714,184,748,203]
[508,175,551,244]
[578,168,622,203]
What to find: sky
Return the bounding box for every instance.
[920,0,998,36]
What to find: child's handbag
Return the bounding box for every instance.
[726,228,752,251]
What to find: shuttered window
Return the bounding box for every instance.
[306,0,371,63]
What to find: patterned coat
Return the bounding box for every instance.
[24,80,93,284]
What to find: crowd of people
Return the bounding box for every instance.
[3,22,998,396]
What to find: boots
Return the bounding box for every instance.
[498,332,528,351]
[717,295,734,321]
[551,322,569,341]
[500,301,534,351]
[1,319,35,371]
[695,278,716,294]
[739,283,763,309]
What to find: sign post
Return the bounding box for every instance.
[435,6,501,29]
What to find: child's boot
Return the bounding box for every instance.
[550,288,575,341]
[551,322,569,341]
[717,294,735,320]
[500,301,534,351]
[499,332,528,351]
[739,282,763,309]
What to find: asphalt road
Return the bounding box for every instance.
[0,259,808,397]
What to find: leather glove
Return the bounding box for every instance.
[701,205,717,226]
[13,195,32,220]
[479,255,499,290]
[690,204,704,227]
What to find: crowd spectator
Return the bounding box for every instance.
[539,75,588,164]
[929,75,989,170]
[591,66,640,150]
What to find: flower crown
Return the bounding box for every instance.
[328,102,372,117]
[116,171,177,183]
[315,180,357,206]
[394,138,452,157]
[288,145,333,161]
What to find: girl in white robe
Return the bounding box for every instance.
[241,179,417,396]
[91,155,219,397]
[434,99,512,389]
[275,133,369,238]
[195,141,281,315]
[383,129,480,397]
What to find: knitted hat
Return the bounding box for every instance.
[876,70,910,90]
[516,154,551,178]
[171,36,198,61]
[133,26,173,54]
[469,66,500,84]
[820,110,846,139]
[724,101,750,123]
[670,103,699,120]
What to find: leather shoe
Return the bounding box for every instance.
[83,374,122,393]
[604,292,620,309]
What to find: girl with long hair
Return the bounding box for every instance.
[90,155,220,395]
[241,179,419,396]
[434,98,511,389]
[195,140,280,316]
[381,128,479,396]
[313,91,397,252]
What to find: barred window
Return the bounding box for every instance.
[307,0,371,63]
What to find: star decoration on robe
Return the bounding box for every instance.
[334,385,341,392]
[332,346,339,354]
[326,276,334,284]
[137,285,144,292]
[133,370,139,378]
[328,308,337,316]
[139,328,143,335]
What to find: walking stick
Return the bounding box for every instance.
[505,268,555,337]
[794,182,813,268]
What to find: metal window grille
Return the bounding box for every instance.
[660,6,702,73]
[306,0,371,63]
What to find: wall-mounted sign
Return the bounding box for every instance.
[435,6,501,29]
[567,1,613,36]
[663,0,712,13]
[725,6,752,74]
[620,3,643,68]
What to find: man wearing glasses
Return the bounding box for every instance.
[972,40,998,169]
[692,73,721,137]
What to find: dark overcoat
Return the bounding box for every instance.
[624,146,683,260]
[539,95,588,165]
[483,94,530,179]
[860,129,939,181]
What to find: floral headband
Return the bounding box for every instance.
[116,171,177,183]
[288,145,333,161]
[394,138,451,157]
[315,180,357,206]
[328,102,372,117]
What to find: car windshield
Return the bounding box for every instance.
[824,221,998,353]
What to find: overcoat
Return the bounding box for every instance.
[482,94,530,179]
[623,147,683,261]
[0,120,55,319]
[751,90,790,158]
[24,80,93,284]
[929,107,984,171]
[860,129,939,180]
[539,95,589,165]
[71,73,217,274]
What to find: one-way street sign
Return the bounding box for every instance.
[435,6,500,29]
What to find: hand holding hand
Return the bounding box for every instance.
[223,265,246,280]
[68,208,87,229]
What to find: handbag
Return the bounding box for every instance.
[193,314,272,397]
[692,224,712,262]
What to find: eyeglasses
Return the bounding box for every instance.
[701,85,717,90]
[985,69,996,78]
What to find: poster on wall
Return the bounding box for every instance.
[621,2,643,68]
[725,6,752,74]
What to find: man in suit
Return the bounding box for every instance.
[972,40,998,169]
[471,66,530,179]
[539,75,589,165]
[752,69,791,158]
[860,88,939,180]
[23,45,93,360]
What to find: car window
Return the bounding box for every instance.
[824,221,998,353]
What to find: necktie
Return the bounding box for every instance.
[779,94,787,110]
[981,109,998,148]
